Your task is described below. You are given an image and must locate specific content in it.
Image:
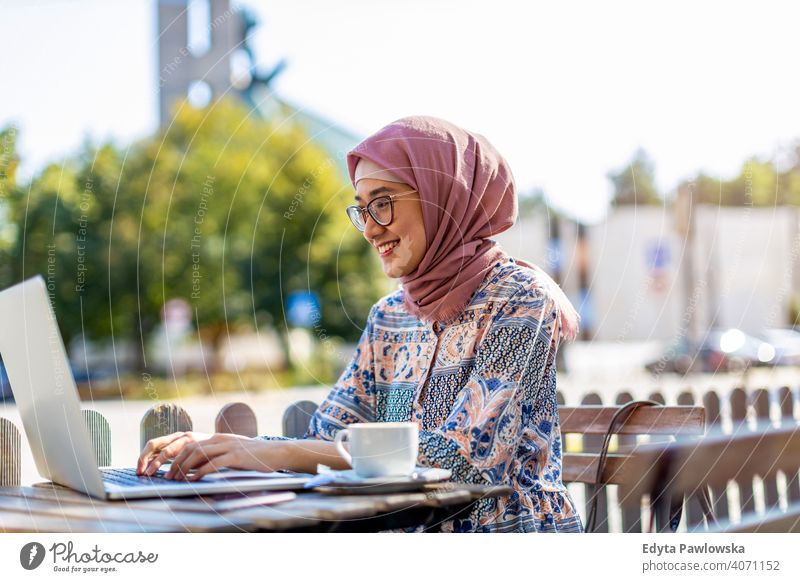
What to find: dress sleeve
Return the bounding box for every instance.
[302,305,378,440]
[417,284,559,484]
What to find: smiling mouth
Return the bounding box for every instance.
[376,240,400,256]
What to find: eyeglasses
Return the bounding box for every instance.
[345,191,416,232]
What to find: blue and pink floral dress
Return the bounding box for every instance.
[295,256,582,532]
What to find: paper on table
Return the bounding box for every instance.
[155,464,309,482]
[198,469,303,482]
[168,491,297,512]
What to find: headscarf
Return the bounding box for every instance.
[353,158,404,184]
[347,115,579,342]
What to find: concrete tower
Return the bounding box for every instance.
[157,0,246,125]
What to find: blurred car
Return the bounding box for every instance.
[759,328,800,365]
[0,357,116,401]
[646,328,776,375]
[701,329,775,373]
[645,338,697,375]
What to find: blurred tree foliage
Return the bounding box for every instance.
[517,187,553,218]
[610,142,800,207]
[0,100,384,369]
[681,144,800,206]
[0,125,20,286]
[608,148,662,206]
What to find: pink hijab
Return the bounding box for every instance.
[347,116,579,342]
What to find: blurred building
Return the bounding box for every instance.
[157,1,800,345]
[693,205,800,336]
[499,204,800,341]
[157,0,359,178]
[157,0,243,125]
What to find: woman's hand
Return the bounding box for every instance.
[168,433,280,480]
[137,431,211,476]
[138,431,353,478]
[137,431,279,480]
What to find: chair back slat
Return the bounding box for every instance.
[752,389,780,510]
[701,390,728,521]
[81,409,112,467]
[709,503,800,533]
[620,424,800,534]
[622,425,800,500]
[560,406,705,435]
[702,390,723,426]
[674,390,707,530]
[216,402,258,437]
[0,417,21,487]
[645,392,673,456]
[562,453,631,484]
[614,391,641,533]
[778,386,795,420]
[778,386,800,504]
[578,393,608,532]
[729,386,748,422]
[729,387,756,515]
[140,403,193,450]
[282,400,318,439]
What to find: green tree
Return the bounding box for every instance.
[517,187,551,219]
[687,151,800,207]
[4,99,384,372]
[0,125,21,286]
[608,148,662,206]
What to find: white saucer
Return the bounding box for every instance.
[308,466,451,494]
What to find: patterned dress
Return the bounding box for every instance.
[288,256,582,532]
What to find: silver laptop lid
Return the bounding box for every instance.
[0,276,105,497]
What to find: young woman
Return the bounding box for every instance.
[137,116,583,533]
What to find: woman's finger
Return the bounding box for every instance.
[139,431,186,458]
[168,442,230,480]
[138,431,182,460]
[143,434,193,475]
[186,452,239,481]
[162,440,199,478]
[136,432,186,474]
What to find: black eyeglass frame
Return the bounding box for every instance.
[345,190,416,232]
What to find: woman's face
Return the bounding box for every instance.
[354,178,428,278]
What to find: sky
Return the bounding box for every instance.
[2,0,800,223]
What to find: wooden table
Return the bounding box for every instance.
[0,483,512,533]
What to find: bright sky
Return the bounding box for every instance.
[2,0,800,223]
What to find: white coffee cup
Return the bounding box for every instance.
[333,422,419,478]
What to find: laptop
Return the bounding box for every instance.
[0,276,310,499]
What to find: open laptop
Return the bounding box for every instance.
[0,276,310,499]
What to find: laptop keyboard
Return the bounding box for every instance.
[101,467,188,487]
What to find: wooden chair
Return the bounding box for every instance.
[573,393,610,532]
[778,386,800,506]
[81,409,112,466]
[216,402,258,437]
[0,417,21,487]
[560,401,706,532]
[684,385,800,526]
[1,411,112,487]
[139,403,193,449]
[619,424,800,532]
[282,400,318,438]
[613,391,640,531]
